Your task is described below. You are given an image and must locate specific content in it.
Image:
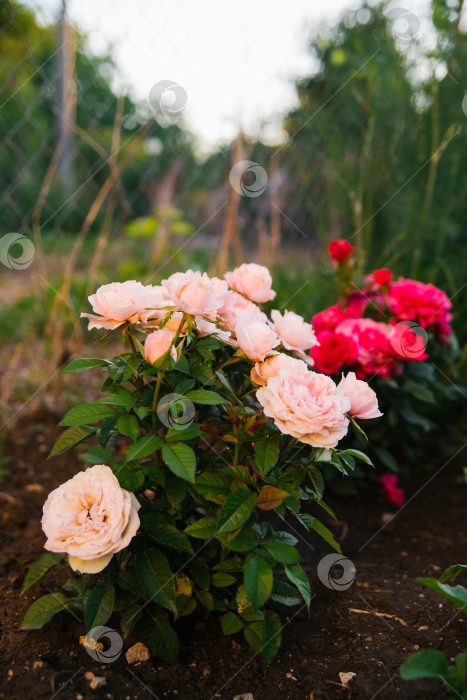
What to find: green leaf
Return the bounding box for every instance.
[311,520,342,554]
[254,441,280,476]
[285,565,311,610]
[295,512,315,530]
[222,530,257,552]
[221,611,243,635]
[196,471,232,503]
[403,381,435,403]
[184,517,217,539]
[126,435,163,461]
[162,443,196,482]
[217,489,257,534]
[82,444,114,465]
[271,580,302,606]
[440,564,467,583]
[151,620,180,664]
[165,475,187,506]
[20,593,70,629]
[244,621,263,652]
[60,358,108,374]
[142,521,193,554]
[212,572,236,587]
[244,552,273,610]
[97,393,134,411]
[22,553,63,593]
[85,581,115,632]
[59,402,117,427]
[114,462,145,491]
[417,578,467,613]
[49,426,96,458]
[263,539,301,565]
[136,549,177,613]
[165,423,200,442]
[117,415,139,439]
[184,389,229,405]
[213,556,244,572]
[120,603,142,637]
[339,449,373,466]
[400,649,449,679]
[262,611,282,666]
[195,589,214,611]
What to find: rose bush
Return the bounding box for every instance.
[21,264,380,666]
[310,241,463,488]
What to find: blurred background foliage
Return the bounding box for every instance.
[0,0,466,420]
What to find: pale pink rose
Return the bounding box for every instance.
[256,369,350,448]
[270,309,318,353]
[225,263,276,303]
[144,330,177,364]
[251,353,307,386]
[219,290,267,334]
[337,372,383,419]
[235,315,280,362]
[81,281,171,331]
[162,270,228,319]
[42,465,140,574]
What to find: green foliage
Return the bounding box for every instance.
[401,563,467,697]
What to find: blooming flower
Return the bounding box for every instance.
[144,329,177,364]
[327,239,355,263]
[218,290,267,335]
[312,300,365,334]
[225,263,276,303]
[387,278,452,339]
[373,268,392,286]
[235,315,280,362]
[379,473,405,507]
[311,330,358,375]
[162,270,228,320]
[270,310,318,354]
[337,372,382,419]
[250,352,307,386]
[42,465,140,574]
[81,281,171,330]
[336,318,398,379]
[256,369,350,448]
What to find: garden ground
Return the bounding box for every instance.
[0,413,465,700]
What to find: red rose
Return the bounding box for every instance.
[327,239,356,263]
[373,268,392,286]
[312,300,365,334]
[379,474,405,507]
[311,330,358,375]
[387,278,452,340]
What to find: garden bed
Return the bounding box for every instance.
[1,412,465,700]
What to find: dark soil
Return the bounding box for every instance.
[1,413,466,700]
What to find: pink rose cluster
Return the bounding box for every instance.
[254,359,381,448]
[81,263,319,366]
[311,265,451,379]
